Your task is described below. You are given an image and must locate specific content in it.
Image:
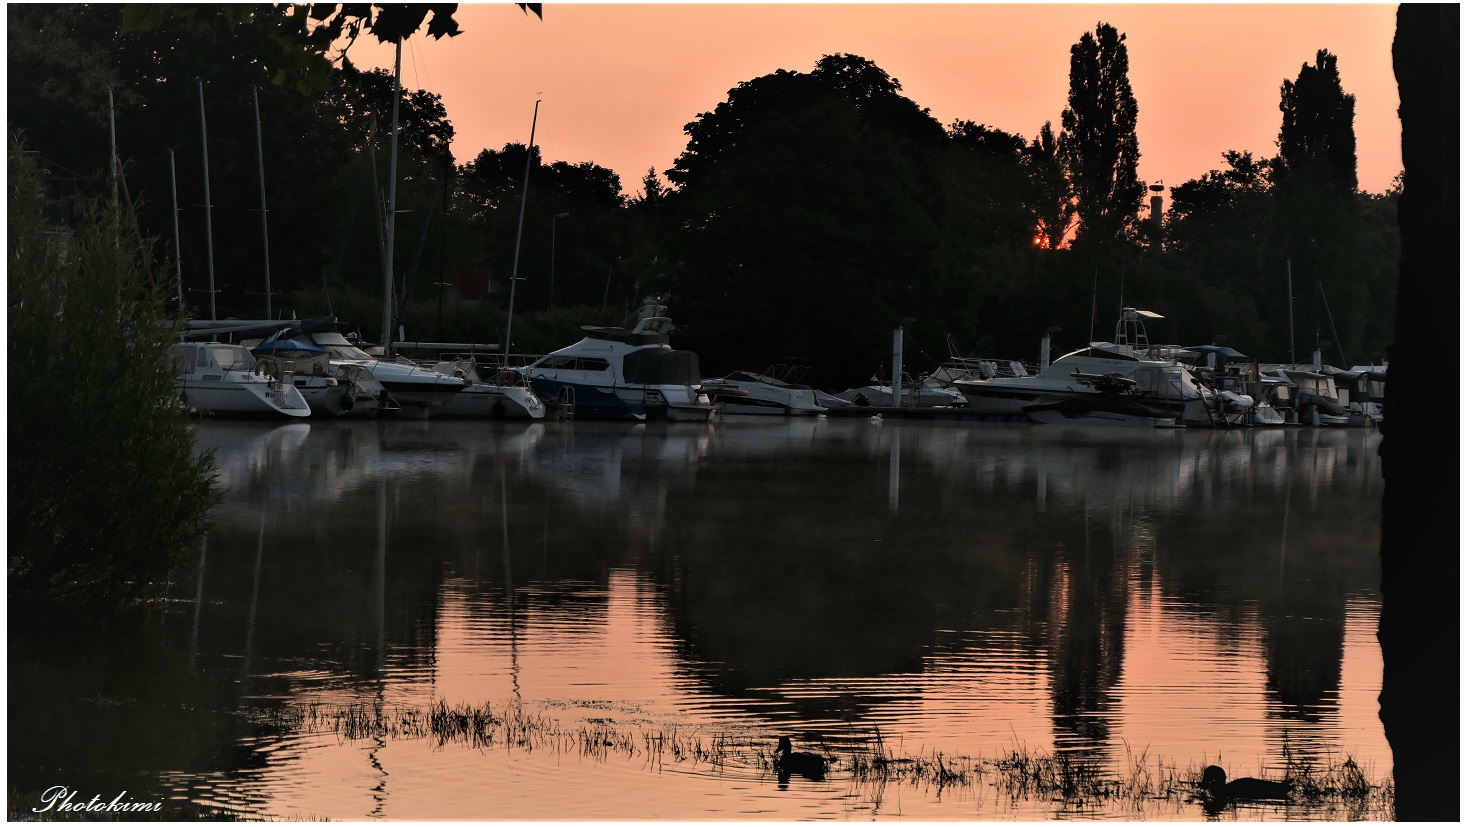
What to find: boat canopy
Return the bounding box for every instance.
[624,349,700,385]
[253,338,326,357]
[1183,345,1247,359]
[580,325,670,346]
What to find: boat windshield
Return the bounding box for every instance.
[207,344,254,371]
[324,343,375,361]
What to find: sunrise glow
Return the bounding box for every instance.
[354,4,1401,198]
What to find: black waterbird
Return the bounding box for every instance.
[774,736,827,783]
[1200,765,1291,808]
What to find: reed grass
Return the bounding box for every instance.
[270,700,1393,818]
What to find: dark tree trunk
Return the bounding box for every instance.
[1381,5,1459,821]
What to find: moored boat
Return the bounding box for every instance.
[830,376,968,409]
[308,331,466,417]
[430,356,547,420]
[1021,373,1178,427]
[250,334,389,418]
[700,362,826,416]
[522,298,714,422]
[170,341,311,418]
[955,308,1214,425]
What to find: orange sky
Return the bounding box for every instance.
[355,3,1402,198]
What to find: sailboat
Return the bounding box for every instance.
[355,37,468,417]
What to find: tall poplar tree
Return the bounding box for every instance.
[1059,22,1143,244]
[1276,49,1358,191]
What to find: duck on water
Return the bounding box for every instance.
[1199,765,1291,811]
[774,736,827,784]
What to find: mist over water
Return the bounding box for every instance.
[10,418,1388,820]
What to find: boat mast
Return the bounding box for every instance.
[1088,267,1097,344]
[197,79,217,322]
[252,86,273,319]
[169,149,183,310]
[502,99,541,361]
[1286,259,1295,366]
[1318,278,1347,367]
[380,39,403,356]
[108,88,120,245]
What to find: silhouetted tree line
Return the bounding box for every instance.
[8,8,1400,386]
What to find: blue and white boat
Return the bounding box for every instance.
[522,299,715,422]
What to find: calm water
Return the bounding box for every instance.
[10,418,1389,821]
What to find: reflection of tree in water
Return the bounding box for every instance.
[1149,436,1378,731]
[650,451,1039,721]
[1042,501,1132,759]
[1257,483,1351,724]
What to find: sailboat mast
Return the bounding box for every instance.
[252,86,273,319]
[169,149,183,309]
[1286,259,1295,366]
[380,40,403,355]
[197,79,217,322]
[108,88,120,243]
[1088,267,1097,344]
[501,99,541,361]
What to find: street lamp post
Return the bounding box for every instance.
[550,212,570,307]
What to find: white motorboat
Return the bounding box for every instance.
[830,377,968,409]
[700,362,827,416]
[430,357,547,420]
[250,335,390,418]
[170,341,311,418]
[522,298,715,422]
[1021,374,1179,427]
[307,331,466,417]
[954,308,1215,425]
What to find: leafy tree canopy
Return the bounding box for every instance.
[1276,49,1358,192]
[1060,22,1144,245]
[121,3,473,91]
[668,53,943,189]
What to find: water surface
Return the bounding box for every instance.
[10,418,1389,820]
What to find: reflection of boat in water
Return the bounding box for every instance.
[700,362,826,416]
[523,298,714,422]
[171,342,311,418]
[193,421,313,493]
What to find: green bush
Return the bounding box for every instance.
[8,144,219,606]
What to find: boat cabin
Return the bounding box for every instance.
[169,342,257,378]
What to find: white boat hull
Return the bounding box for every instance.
[177,378,311,418]
[436,384,547,419]
[701,378,826,416]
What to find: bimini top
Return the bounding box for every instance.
[579,325,670,346]
[578,313,676,346]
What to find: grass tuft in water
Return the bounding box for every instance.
[275,700,1393,818]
